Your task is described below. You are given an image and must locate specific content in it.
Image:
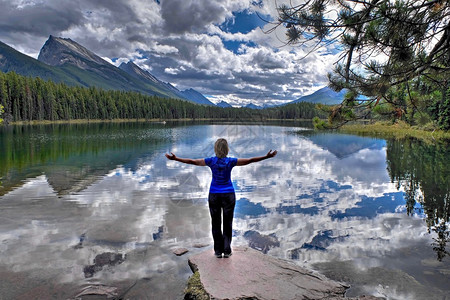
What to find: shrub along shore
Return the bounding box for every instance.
[339,121,450,142]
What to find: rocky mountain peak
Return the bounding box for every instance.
[119,61,159,84]
[38,35,111,69]
[2,36,214,105]
[216,100,232,108]
[180,88,216,106]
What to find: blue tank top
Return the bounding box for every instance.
[204,156,238,193]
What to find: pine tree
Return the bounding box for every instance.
[0,73,7,123]
[0,70,327,123]
[439,86,450,130]
[275,0,450,126]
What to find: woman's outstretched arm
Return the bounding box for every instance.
[165,152,206,166]
[236,150,277,166]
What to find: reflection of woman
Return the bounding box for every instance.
[165,138,277,258]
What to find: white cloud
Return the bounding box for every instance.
[0,0,340,105]
[152,43,179,55]
[164,67,179,75]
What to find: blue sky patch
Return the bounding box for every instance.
[218,9,270,54]
[219,9,269,34]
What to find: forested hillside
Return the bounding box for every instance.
[0,71,326,123]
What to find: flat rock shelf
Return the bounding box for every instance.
[186,246,383,300]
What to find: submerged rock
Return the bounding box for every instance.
[243,230,280,254]
[173,248,189,256]
[83,252,126,278]
[289,230,349,259]
[75,284,118,298]
[187,246,348,300]
[193,243,209,248]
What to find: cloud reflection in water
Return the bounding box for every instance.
[0,124,448,299]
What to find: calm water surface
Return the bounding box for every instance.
[0,122,449,299]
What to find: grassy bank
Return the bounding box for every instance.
[339,121,450,142]
[184,271,209,300]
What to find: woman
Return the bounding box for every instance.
[165,138,277,258]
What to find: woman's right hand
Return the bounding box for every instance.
[165,152,177,160]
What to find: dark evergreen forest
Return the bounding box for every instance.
[0,71,326,123]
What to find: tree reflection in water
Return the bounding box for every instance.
[386,139,450,261]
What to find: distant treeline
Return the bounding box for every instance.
[0,71,326,123]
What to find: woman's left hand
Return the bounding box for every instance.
[266,150,277,158]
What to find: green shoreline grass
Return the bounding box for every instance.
[184,271,209,300]
[339,121,450,142]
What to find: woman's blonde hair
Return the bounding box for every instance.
[214,138,229,158]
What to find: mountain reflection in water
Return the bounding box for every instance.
[0,122,448,299]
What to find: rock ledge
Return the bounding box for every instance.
[187,246,381,300]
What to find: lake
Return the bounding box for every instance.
[0,121,449,299]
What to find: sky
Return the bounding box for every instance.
[0,0,340,107]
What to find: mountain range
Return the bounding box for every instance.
[292,86,347,105]
[216,101,233,108]
[0,36,215,106]
[0,36,347,107]
[241,87,346,109]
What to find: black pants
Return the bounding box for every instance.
[208,192,236,254]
